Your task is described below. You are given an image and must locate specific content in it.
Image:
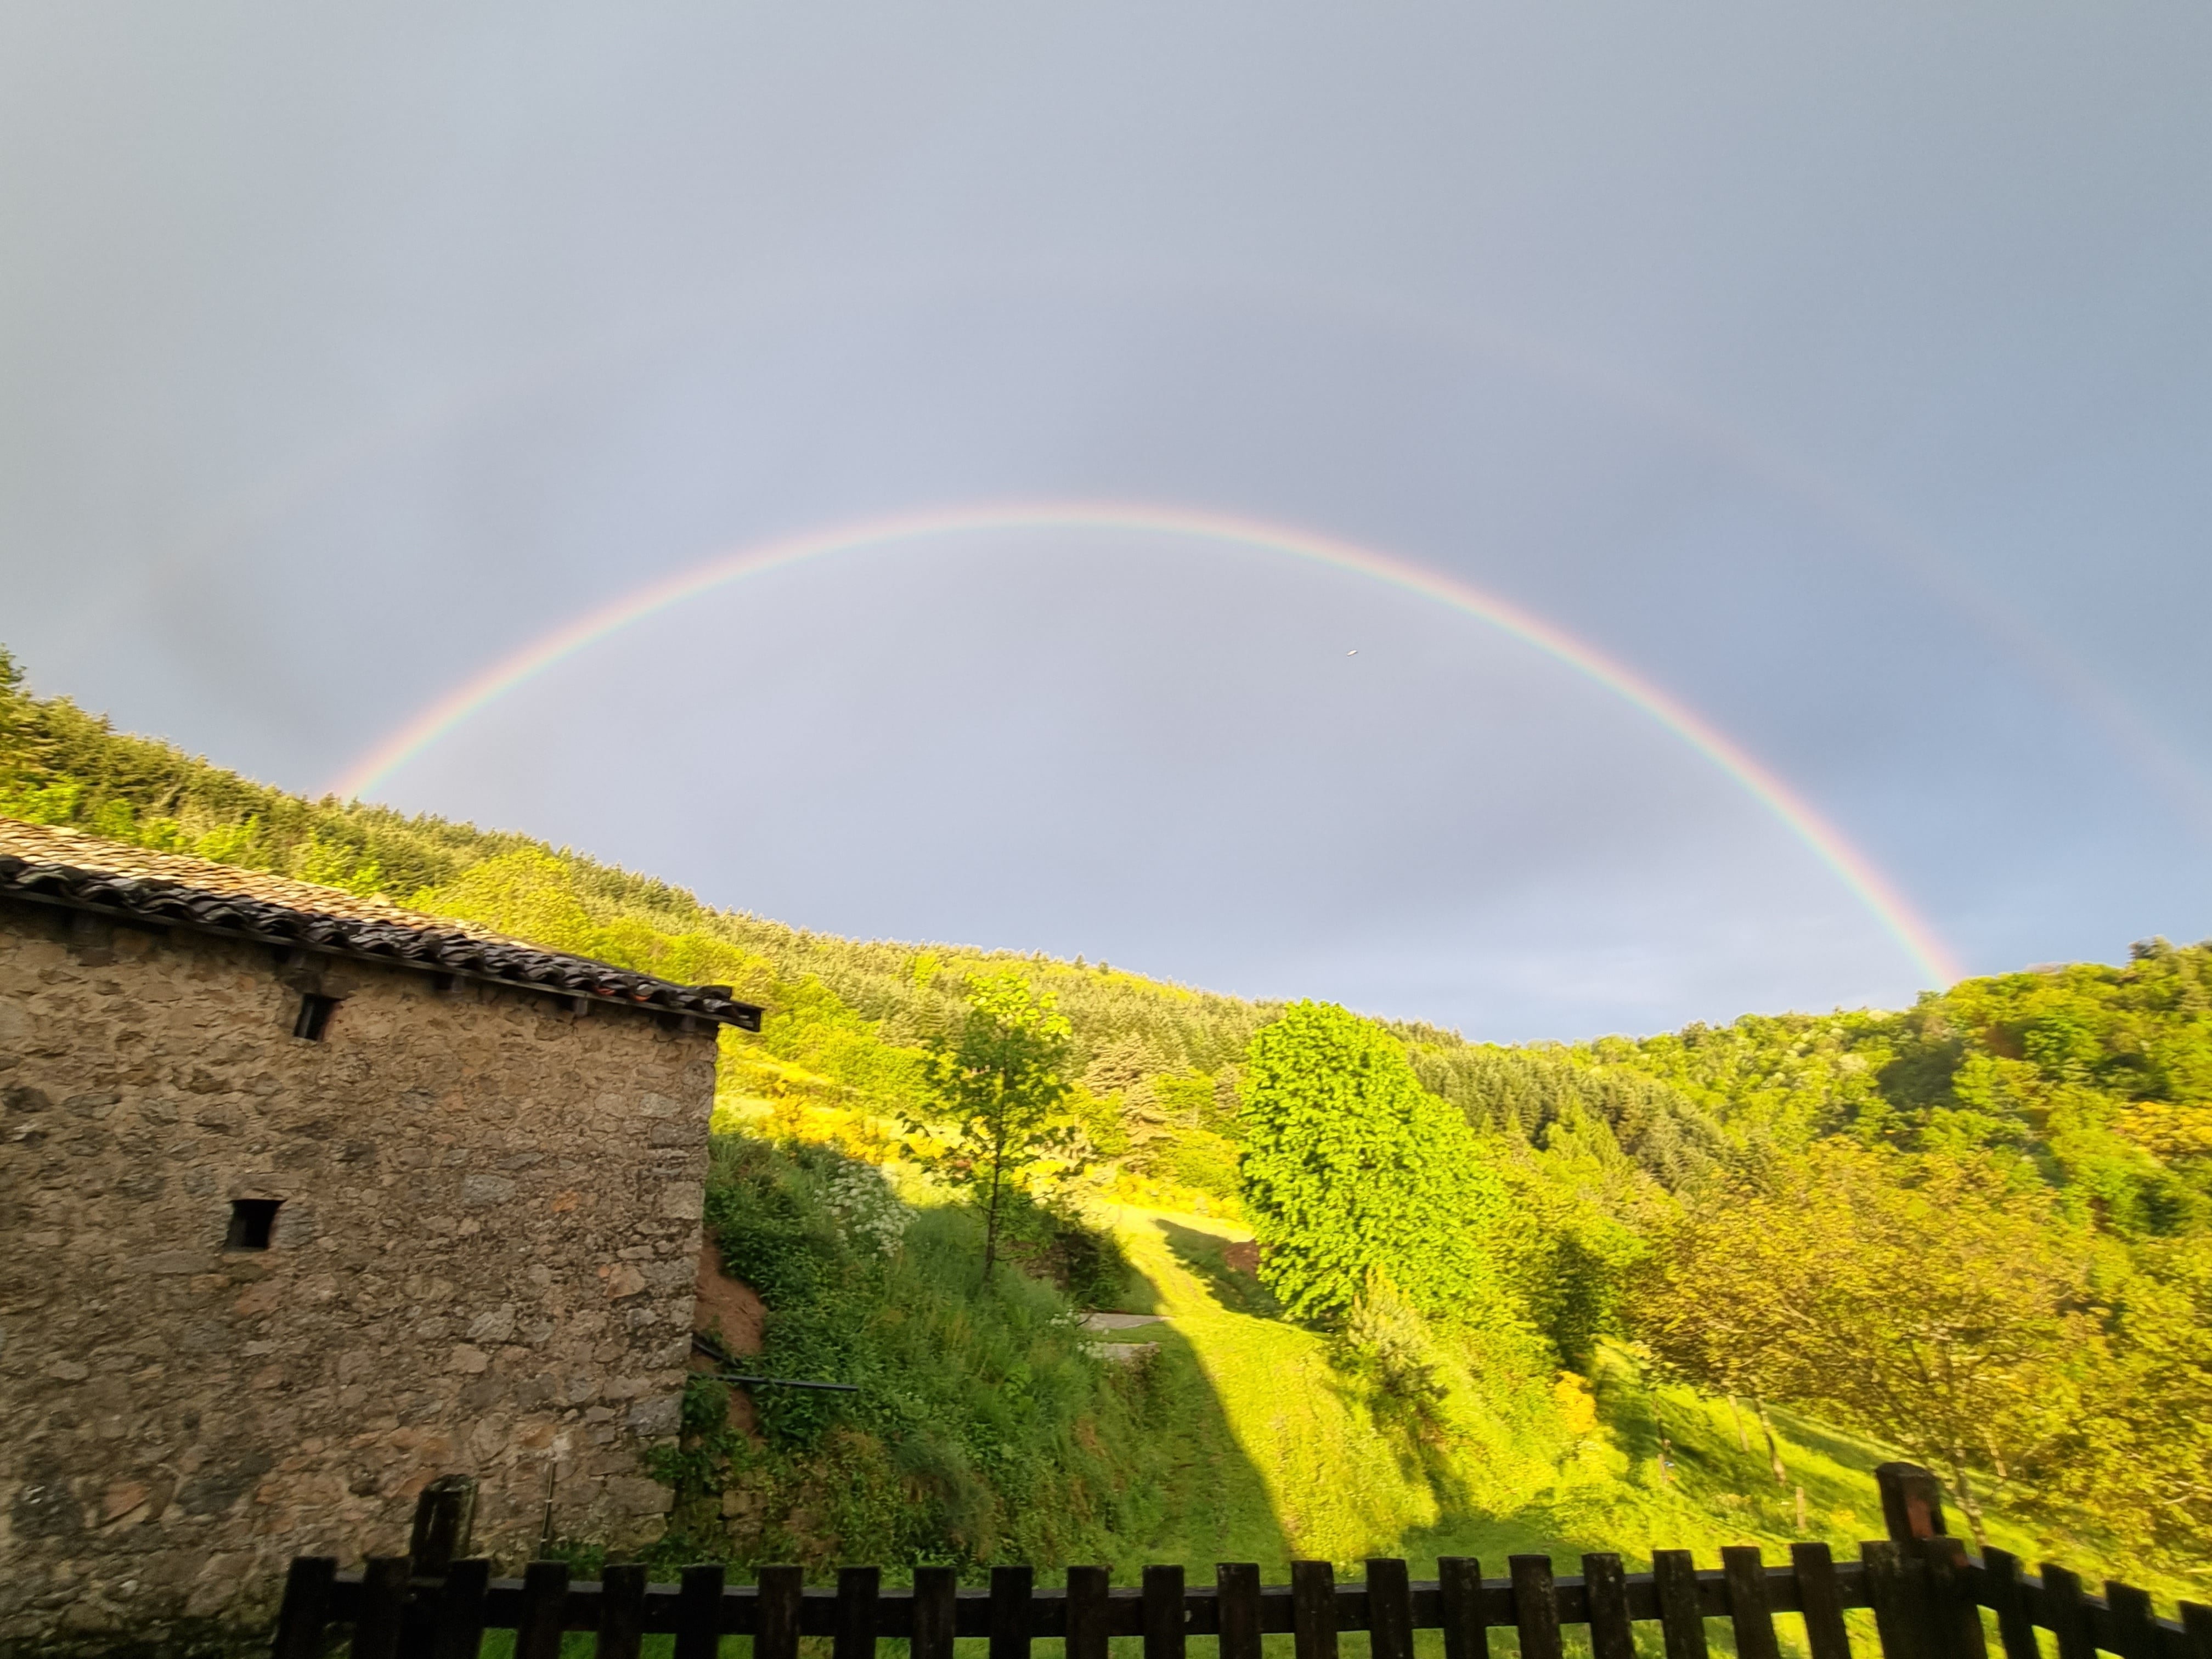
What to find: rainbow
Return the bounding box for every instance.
[331,501,1962,986]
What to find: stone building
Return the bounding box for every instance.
[0,819,762,1650]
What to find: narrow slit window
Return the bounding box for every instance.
[225,1198,281,1251]
[293,992,339,1041]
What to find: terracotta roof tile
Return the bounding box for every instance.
[0,817,761,1030]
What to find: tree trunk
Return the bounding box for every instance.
[1754,1397,1787,1488]
[981,1125,1008,1282]
[1727,1395,1750,1452]
[1948,1446,1990,1547]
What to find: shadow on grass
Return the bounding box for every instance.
[1154,1218,1283,1319]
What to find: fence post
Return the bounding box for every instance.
[408,1475,478,1575]
[1141,1564,1184,1659]
[1875,1464,1948,1544]
[1291,1560,1339,1659]
[269,1556,337,1659]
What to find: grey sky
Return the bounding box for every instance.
[3,2,2208,1039]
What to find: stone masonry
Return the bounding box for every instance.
[0,828,753,1652]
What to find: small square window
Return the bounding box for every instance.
[225,1198,282,1251]
[293,993,340,1041]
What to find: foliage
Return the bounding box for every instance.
[681,1135,1173,1568]
[913,973,1082,1277]
[1632,1143,2100,1543]
[1236,1002,1517,1329]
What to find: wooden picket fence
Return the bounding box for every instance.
[271,1465,2212,1659]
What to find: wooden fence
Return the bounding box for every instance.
[271,1465,2211,1659]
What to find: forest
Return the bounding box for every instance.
[2,645,2207,1593]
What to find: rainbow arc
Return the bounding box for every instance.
[331,501,1961,988]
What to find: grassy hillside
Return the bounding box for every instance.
[4,646,2208,1599]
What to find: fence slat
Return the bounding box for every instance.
[424,1558,490,1659]
[913,1565,957,1659]
[1863,1542,1925,1659]
[2178,1604,2212,1659]
[1723,1549,1781,1659]
[1293,1561,1339,1659]
[1141,1564,1184,1659]
[1440,1558,1487,1659]
[595,1563,646,1659]
[271,1556,338,1659]
[353,1556,413,1659]
[2040,1565,2096,1659]
[1790,1544,1852,1659]
[989,1565,1034,1659]
[675,1564,727,1659]
[834,1565,883,1659]
[1976,1550,2036,1659]
[1059,1566,1107,1659]
[1368,1560,1414,1659]
[1921,1538,1987,1659]
[1218,1564,1263,1659]
[1582,1555,1633,1659]
[757,1565,804,1659]
[514,1562,571,1659]
[1511,1557,1563,1659]
[2105,1583,2159,1659]
[1654,1551,1708,1659]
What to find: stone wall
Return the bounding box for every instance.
[0,896,720,1651]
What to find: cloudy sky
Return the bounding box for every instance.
[4,2,2209,1040]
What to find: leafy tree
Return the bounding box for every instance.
[1237,1002,1513,1326]
[920,973,1079,1278]
[1633,1143,2096,1542]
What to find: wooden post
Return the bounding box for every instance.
[1366,1559,1414,1659]
[407,1475,478,1575]
[514,1560,571,1659]
[761,1565,806,1659]
[1141,1564,1184,1659]
[675,1563,727,1659]
[597,1563,648,1659]
[1875,1464,1948,1543]
[1217,1563,1263,1659]
[1788,1543,1852,1659]
[1438,1558,1486,1659]
[1652,1550,1709,1659]
[1863,1541,1925,1659]
[1582,1555,1634,1659]
[269,1556,337,1659]
[834,1565,883,1659]
[1510,1556,1564,1659]
[1291,1560,1339,1659]
[1068,1565,1111,1659]
[353,1556,413,1659]
[991,1565,1036,1659]
[1722,1548,1781,1659]
[913,1565,959,1659]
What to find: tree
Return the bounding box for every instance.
[1237,1002,1514,1327]
[922,973,1078,1279]
[1632,1143,2096,1542]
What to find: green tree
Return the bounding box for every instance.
[1633,1143,2096,1542]
[922,973,1079,1279]
[1237,1002,1513,1325]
